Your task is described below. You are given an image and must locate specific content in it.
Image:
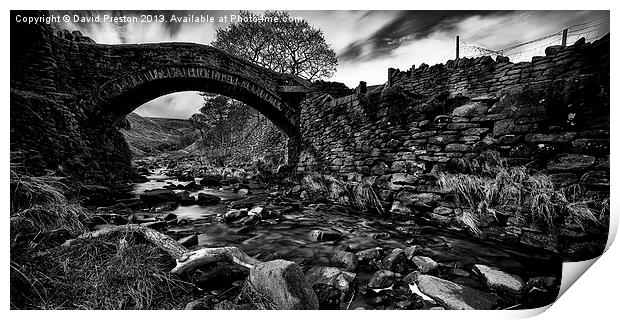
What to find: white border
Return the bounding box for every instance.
[3,1,618,319]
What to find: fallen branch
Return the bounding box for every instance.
[172,247,259,274]
[62,224,258,273]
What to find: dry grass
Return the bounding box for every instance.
[11,233,195,309]
[10,166,68,214]
[438,151,606,236]
[302,172,385,214]
[10,164,195,310]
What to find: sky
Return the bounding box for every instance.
[55,10,609,119]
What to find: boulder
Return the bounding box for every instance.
[355,247,384,265]
[404,246,420,260]
[331,250,358,272]
[416,275,499,310]
[306,266,355,309]
[367,270,396,289]
[411,256,439,274]
[472,264,524,294]
[249,259,319,309]
[140,189,180,206]
[197,193,221,205]
[381,248,407,273]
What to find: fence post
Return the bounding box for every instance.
[562,28,568,46]
[456,35,460,59]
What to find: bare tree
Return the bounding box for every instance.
[212,11,338,81]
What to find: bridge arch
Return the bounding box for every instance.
[86,65,301,138]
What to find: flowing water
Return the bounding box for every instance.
[126,170,562,309]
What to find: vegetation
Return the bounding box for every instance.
[301,172,385,214]
[186,10,339,169]
[10,165,194,309]
[437,151,608,236]
[187,94,288,167]
[213,10,337,81]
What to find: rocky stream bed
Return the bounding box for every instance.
[82,166,562,310]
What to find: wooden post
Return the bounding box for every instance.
[456,36,460,59]
[562,28,568,46]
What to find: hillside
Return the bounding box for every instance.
[121,113,200,157]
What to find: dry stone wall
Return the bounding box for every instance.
[297,35,610,225]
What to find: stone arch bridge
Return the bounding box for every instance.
[12,22,310,140]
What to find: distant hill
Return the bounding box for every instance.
[121,113,200,157]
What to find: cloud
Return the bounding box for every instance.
[133,91,204,119]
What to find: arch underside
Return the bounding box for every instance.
[88,67,299,138]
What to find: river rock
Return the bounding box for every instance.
[404,245,420,260]
[140,220,167,230]
[411,256,439,274]
[472,264,524,294]
[197,193,221,205]
[238,188,251,196]
[249,259,319,309]
[150,201,178,213]
[224,209,248,222]
[382,248,407,273]
[356,247,384,264]
[178,234,198,247]
[331,250,358,272]
[367,270,396,289]
[309,229,342,241]
[160,212,177,221]
[416,275,499,310]
[200,175,221,187]
[248,206,265,218]
[179,193,197,206]
[306,266,356,308]
[140,189,180,206]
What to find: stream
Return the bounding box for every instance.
[117,168,562,309]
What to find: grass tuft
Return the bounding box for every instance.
[438,151,606,236]
[301,172,385,214]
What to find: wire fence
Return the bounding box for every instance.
[446,15,609,63]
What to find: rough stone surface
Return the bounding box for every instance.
[355,247,384,265]
[416,275,500,310]
[249,259,319,310]
[473,264,524,294]
[197,193,221,205]
[367,270,396,289]
[411,256,439,274]
[331,250,358,272]
[547,154,596,171]
[306,266,355,308]
[381,248,407,273]
[140,189,180,206]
